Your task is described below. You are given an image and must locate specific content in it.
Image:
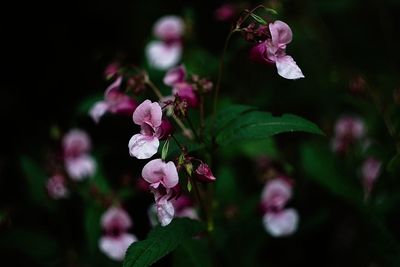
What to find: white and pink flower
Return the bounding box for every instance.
[142,159,179,189]
[251,20,304,80]
[46,174,69,199]
[62,129,96,181]
[153,15,185,43]
[90,76,138,123]
[262,208,299,237]
[99,207,137,261]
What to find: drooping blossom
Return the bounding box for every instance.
[262,208,299,237]
[251,20,304,80]
[260,177,299,237]
[361,157,382,195]
[331,115,365,154]
[153,15,185,43]
[89,76,138,123]
[146,41,182,70]
[128,100,174,159]
[173,195,198,220]
[46,174,69,199]
[194,163,216,183]
[99,207,137,261]
[62,129,96,181]
[141,159,179,189]
[151,188,176,226]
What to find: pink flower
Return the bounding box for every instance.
[194,163,216,183]
[361,157,382,194]
[153,15,184,42]
[172,82,199,108]
[251,20,304,80]
[141,159,179,189]
[173,195,198,220]
[46,174,69,199]
[62,129,91,158]
[65,154,96,181]
[101,207,132,232]
[262,208,299,237]
[163,65,186,86]
[99,233,137,261]
[215,3,236,21]
[99,207,137,261]
[334,116,365,140]
[152,188,176,226]
[90,77,138,123]
[128,100,164,159]
[146,41,182,70]
[261,177,292,212]
[104,62,120,79]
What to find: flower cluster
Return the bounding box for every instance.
[99,207,137,261]
[146,15,185,70]
[260,177,299,237]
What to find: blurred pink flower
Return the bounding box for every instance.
[153,15,185,42]
[128,100,163,159]
[46,174,69,199]
[173,195,198,220]
[215,3,236,21]
[152,188,175,226]
[334,116,365,140]
[99,207,137,261]
[262,208,299,237]
[172,82,199,108]
[146,41,182,70]
[90,77,138,123]
[163,65,186,86]
[104,62,120,80]
[261,177,292,212]
[64,155,96,181]
[251,20,304,80]
[62,129,91,158]
[361,157,382,194]
[141,159,179,189]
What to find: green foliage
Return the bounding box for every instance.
[123,218,205,267]
[173,238,212,267]
[215,110,324,146]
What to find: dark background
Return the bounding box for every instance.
[1,0,400,266]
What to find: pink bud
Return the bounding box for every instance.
[194,163,216,183]
[173,82,199,108]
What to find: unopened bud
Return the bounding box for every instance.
[194,163,216,183]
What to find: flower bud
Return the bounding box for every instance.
[194,163,216,183]
[157,118,174,140]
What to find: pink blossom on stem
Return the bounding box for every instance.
[152,188,176,226]
[128,100,164,159]
[141,159,179,189]
[215,3,236,21]
[89,77,138,123]
[172,82,199,108]
[146,41,182,70]
[46,174,69,199]
[334,116,365,140]
[65,155,96,181]
[261,177,292,212]
[262,208,299,237]
[173,195,198,220]
[251,20,304,80]
[153,15,185,42]
[99,207,137,261]
[163,65,186,86]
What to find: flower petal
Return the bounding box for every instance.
[163,65,186,86]
[275,55,304,80]
[101,207,132,231]
[99,233,137,261]
[261,177,292,211]
[153,15,184,42]
[162,161,179,188]
[263,208,299,237]
[142,159,164,185]
[269,20,293,47]
[156,196,175,226]
[65,155,96,181]
[132,100,162,128]
[128,134,159,159]
[104,76,123,97]
[146,41,182,70]
[89,101,109,123]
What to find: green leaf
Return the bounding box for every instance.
[123,218,204,267]
[173,238,212,267]
[263,7,278,15]
[205,104,257,136]
[216,111,324,146]
[300,143,364,205]
[20,156,53,209]
[161,139,170,161]
[215,166,237,204]
[250,13,267,25]
[84,202,102,257]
